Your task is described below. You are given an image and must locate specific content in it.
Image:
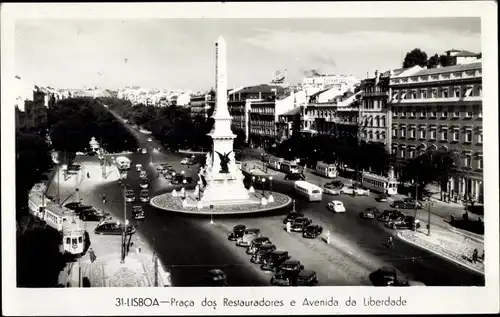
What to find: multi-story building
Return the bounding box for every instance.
[359,68,406,148]
[389,61,483,202]
[14,77,55,132]
[227,84,305,148]
[189,91,215,119]
[302,74,360,96]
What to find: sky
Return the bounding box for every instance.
[14,18,481,91]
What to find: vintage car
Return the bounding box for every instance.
[246,237,272,255]
[228,224,246,241]
[125,190,136,203]
[236,228,262,247]
[132,206,145,220]
[283,211,305,224]
[376,193,388,202]
[323,183,341,195]
[204,269,228,286]
[369,266,399,286]
[260,250,291,271]
[295,269,319,286]
[140,189,150,203]
[359,207,379,219]
[270,260,305,286]
[250,244,277,264]
[377,210,404,222]
[284,172,306,181]
[327,200,346,213]
[386,216,421,230]
[94,220,136,236]
[135,164,142,172]
[290,217,312,232]
[302,224,323,239]
[79,207,110,221]
[392,198,423,209]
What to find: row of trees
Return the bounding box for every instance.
[48,97,138,153]
[402,48,481,69]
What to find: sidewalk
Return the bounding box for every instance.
[50,159,172,287]
[398,224,484,275]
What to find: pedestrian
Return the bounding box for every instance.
[472,248,478,264]
[87,172,90,179]
[286,221,291,233]
[481,250,485,261]
[102,194,107,204]
[388,236,394,249]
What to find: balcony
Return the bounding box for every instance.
[363,91,389,97]
[391,96,481,104]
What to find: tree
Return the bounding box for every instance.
[427,53,440,69]
[439,54,457,67]
[403,48,428,68]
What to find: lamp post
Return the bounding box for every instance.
[269,176,273,192]
[292,199,296,212]
[197,180,202,201]
[261,178,266,196]
[121,185,127,264]
[413,176,418,231]
[182,179,187,199]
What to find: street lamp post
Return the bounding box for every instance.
[261,178,266,196]
[182,179,187,199]
[197,180,202,201]
[292,199,296,212]
[413,176,419,231]
[121,185,127,264]
[269,176,273,192]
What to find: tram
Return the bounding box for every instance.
[315,161,338,178]
[361,172,398,195]
[267,156,283,171]
[28,183,86,256]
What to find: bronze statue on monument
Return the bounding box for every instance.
[215,151,232,173]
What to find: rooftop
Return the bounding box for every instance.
[411,62,482,76]
[231,84,287,95]
[279,106,301,116]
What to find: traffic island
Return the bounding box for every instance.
[397,228,484,276]
[150,191,292,215]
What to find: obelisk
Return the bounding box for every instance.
[199,36,254,206]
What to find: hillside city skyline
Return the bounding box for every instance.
[15,18,481,91]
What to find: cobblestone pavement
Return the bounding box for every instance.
[398,226,484,275]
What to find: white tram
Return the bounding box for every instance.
[315,161,338,178]
[280,160,300,174]
[267,156,283,171]
[28,183,86,255]
[361,171,398,195]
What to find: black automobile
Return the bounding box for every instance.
[283,211,305,224]
[392,198,423,209]
[377,210,403,222]
[369,266,399,286]
[246,237,272,255]
[284,172,306,181]
[171,175,183,185]
[270,260,305,286]
[79,207,110,221]
[64,202,92,213]
[295,269,319,286]
[325,180,344,189]
[290,217,312,232]
[250,244,277,264]
[260,250,290,271]
[132,206,145,220]
[139,179,149,189]
[376,193,388,202]
[204,269,228,286]
[125,190,136,203]
[302,224,323,239]
[387,216,421,230]
[185,177,194,184]
[228,224,246,241]
[140,189,150,203]
[359,207,379,219]
[94,220,136,236]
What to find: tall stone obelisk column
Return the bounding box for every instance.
[200,36,253,206]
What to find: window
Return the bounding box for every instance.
[375,132,380,140]
[409,128,416,138]
[409,149,415,159]
[420,110,427,117]
[452,129,460,141]
[465,130,472,143]
[442,88,449,98]
[442,111,448,118]
[400,91,407,100]
[421,89,427,98]
[465,111,473,118]
[420,129,426,139]
[441,129,448,141]
[478,85,482,96]
[478,132,483,144]
[400,149,405,158]
[392,128,397,137]
[477,157,483,169]
[464,156,471,168]
[430,111,437,118]
[393,108,398,117]
[478,106,483,118]
[410,111,416,118]
[411,91,417,99]
[430,129,437,140]
[454,87,461,98]
[453,111,460,118]
[464,86,473,97]
[400,128,406,138]
[381,116,386,127]
[401,111,406,118]
[432,89,437,98]
[392,92,399,100]
[368,131,373,139]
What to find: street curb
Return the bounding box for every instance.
[178,150,208,155]
[149,192,292,215]
[396,232,484,276]
[448,227,484,243]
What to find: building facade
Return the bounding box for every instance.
[389,61,483,202]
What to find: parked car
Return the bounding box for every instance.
[327,200,346,213]
[141,148,147,154]
[387,216,421,230]
[246,237,272,255]
[290,217,312,232]
[135,164,142,172]
[250,244,277,264]
[392,198,422,209]
[156,164,164,171]
[323,183,341,195]
[171,175,183,185]
[132,206,145,220]
[204,269,228,286]
[64,202,92,213]
[270,260,305,286]
[139,179,149,189]
[284,172,306,181]
[94,220,136,236]
[376,193,388,202]
[377,210,404,222]
[185,177,194,184]
[228,224,246,241]
[340,186,367,196]
[369,266,399,286]
[139,171,148,180]
[302,224,323,239]
[79,207,110,221]
[295,269,319,286]
[180,158,190,165]
[325,180,344,189]
[260,250,291,271]
[140,189,150,202]
[147,137,153,142]
[283,211,305,224]
[359,207,379,219]
[236,228,262,247]
[125,190,136,203]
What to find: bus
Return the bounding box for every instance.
[281,160,300,174]
[315,161,338,178]
[361,171,398,195]
[294,181,323,202]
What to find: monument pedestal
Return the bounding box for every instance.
[200,173,259,207]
